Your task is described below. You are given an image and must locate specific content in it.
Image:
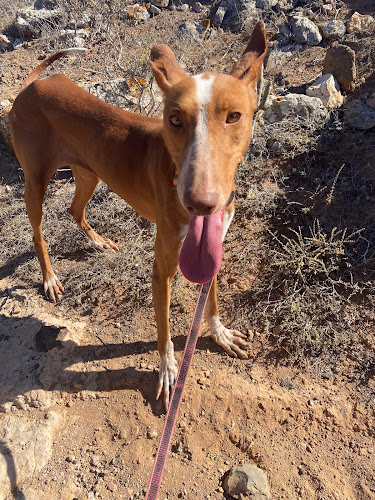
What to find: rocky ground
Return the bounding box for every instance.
[0,1,375,499]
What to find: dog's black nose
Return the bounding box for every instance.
[184,189,218,216]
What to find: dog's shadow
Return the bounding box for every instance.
[0,313,220,417]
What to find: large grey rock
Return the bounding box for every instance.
[344,100,375,130]
[223,464,271,499]
[320,20,346,40]
[0,412,61,499]
[223,0,258,31]
[290,16,322,45]
[264,93,328,125]
[177,20,202,41]
[323,44,356,92]
[15,7,62,38]
[210,0,258,31]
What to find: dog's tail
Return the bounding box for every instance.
[21,47,89,92]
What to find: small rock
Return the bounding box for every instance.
[67,12,91,29]
[256,0,278,8]
[193,2,204,13]
[212,5,227,27]
[13,38,23,49]
[366,93,375,111]
[108,482,117,492]
[72,36,85,48]
[34,0,59,8]
[152,0,169,7]
[320,20,346,40]
[149,4,161,15]
[289,16,322,45]
[280,378,296,389]
[306,73,343,109]
[323,44,356,92]
[197,378,211,386]
[0,34,13,50]
[321,367,333,380]
[346,12,375,34]
[147,428,158,439]
[90,454,101,467]
[223,464,271,499]
[345,99,375,130]
[123,3,150,22]
[176,3,189,12]
[322,3,334,14]
[115,322,121,328]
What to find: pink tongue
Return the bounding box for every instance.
[179,210,223,284]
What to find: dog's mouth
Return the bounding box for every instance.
[179,210,223,284]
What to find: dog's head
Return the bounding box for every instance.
[150,21,267,217]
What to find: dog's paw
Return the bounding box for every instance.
[156,345,178,409]
[210,318,248,359]
[91,235,119,253]
[44,273,64,303]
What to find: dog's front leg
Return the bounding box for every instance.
[152,233,180,409]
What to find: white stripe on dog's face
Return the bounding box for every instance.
[178,74,215,194]
[193,73,213,149]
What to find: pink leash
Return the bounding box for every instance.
[145,279,213,499]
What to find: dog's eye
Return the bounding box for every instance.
[226,112,241,124]
[170,115,183,127]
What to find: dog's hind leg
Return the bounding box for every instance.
[205,276,248,359]
[69,167,119,253]
[24,172,64,302]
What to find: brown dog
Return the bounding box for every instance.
[9,21,267,407]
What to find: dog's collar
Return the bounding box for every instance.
[173,170,234,207]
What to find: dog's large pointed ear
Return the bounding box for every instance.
[230,20,267,89]
[150,44,187,93]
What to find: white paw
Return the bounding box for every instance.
[43,273,64,303]
[156,343,178,409]
[209,317,248,359]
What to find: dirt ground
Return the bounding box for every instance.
[0,1,374,499]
